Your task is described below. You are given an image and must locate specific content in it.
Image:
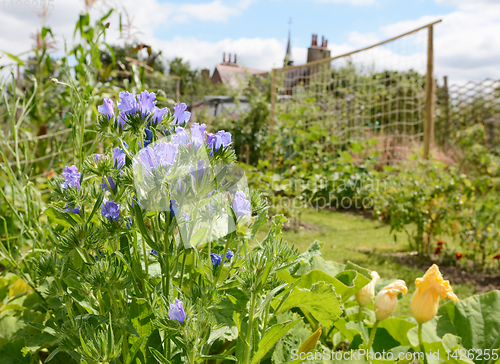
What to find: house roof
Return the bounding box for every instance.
[213,64,268,88]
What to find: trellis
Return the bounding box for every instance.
[269,20,441,162]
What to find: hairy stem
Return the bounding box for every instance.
[366,320,379,351]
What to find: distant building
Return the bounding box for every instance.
[284,29,293,66]
[307,34,331,63]
[211,53,268,88]
[281,34,332,94]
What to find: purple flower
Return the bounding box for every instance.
[168,299,186,323]
[206,133,221,151]
[98,98,115,119]
[117,112,127,128]
[61,165,81,189]
[134,147,157,178]
[138,90,157,117]
[217,130,232,147]
[113,147,126,169]
[151,249,159,257]
[170,199,180,217]
[101,200,120,221]
[171,127,190,146]
[233,191,251,217]
[211,253,222,268]
[138,127,153,149]
[118,91,138,114]
[100,176,115,192]
[190,123,207,149]
[151,107,168,125]
[183,212,190,221]
[126,218,133,229]
[94,154,102,163]
[173,103,191,125]
[133,142,178,178]
[225,248,234,262]
[64,203,81,215]
[154,142,178,166]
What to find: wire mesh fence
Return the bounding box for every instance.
[270,21,440,163]
[436,78,500,149]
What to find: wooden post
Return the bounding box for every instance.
[423,25,434,159]
[443,76,450,149]
[175,78,180,103]
[268,69,277,160]
[269,69,277,133]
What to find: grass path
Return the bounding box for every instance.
[257,209,475,317]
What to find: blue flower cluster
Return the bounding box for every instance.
[169,123,232,153]
[101,200,121,222]
[98,91,190,128]
[210,248,234,268]
[61,165,81,189]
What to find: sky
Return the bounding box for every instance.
[1,0,499,85]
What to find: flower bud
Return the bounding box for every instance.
[51,78,58,84]
[355,271,380,307]
[374,280,407,321]
[410,264,458,324]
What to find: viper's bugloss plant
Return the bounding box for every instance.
[37,89,308,363]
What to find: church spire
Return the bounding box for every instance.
[284,18,293,66]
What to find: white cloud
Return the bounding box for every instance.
[379,2,500,84]
[153,36,286,71]
[315,0,376,5]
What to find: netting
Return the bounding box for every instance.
[436,79,500,149]
[0,124,96,184]
[271,23,435,163]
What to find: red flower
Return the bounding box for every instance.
[455,253,462,260]
[434,247,442,255]
[437,241,444,246]
[494,254,500,260]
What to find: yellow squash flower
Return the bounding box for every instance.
[410,264,459,324]
[355,271,380,307]
[374,280,408,321]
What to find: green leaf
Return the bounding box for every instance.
[0,52,25,66]
[250,319,301,364]
[275,282,342,327]
[437,290,500,363]
[148,347,170,364]
[0,338,31,363]
[377,318,416,348]
[289,269,371,303]
[199,354,237,361]
[86,193,104,224]
[43,206,77,228]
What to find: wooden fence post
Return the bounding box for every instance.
[268,68,277,160]
[270,69,277,133]
[423,25,434,159]
[175,78,180,103]
[443,76,450,150]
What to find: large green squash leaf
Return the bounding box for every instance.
[437,290,500,363]
[275,282,342,327]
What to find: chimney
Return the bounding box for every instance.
[321,36,325,47]
[325,39,328,48]
[223,52,226,63]
[228,53,232,64]
[234,53,237,65]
